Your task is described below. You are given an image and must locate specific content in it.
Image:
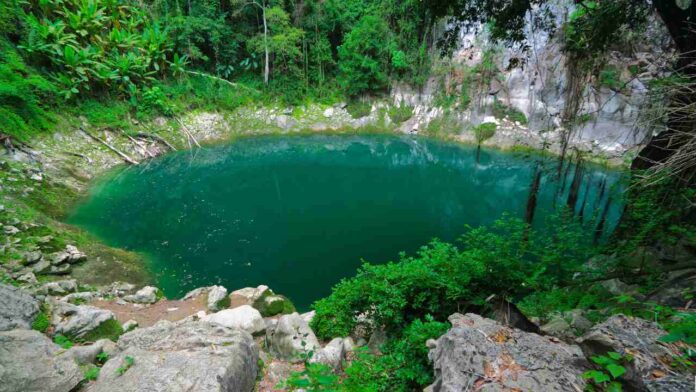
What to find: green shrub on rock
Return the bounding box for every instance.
[31,311,50,333]
[253,294,295,317]
[473,122,497,145]
[82,319,123,343]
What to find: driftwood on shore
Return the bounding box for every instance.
[80,127,139,165]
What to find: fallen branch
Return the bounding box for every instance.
[80,127,139,165]
[174,117,201,148]
[184,70,260,93]
[135,132,177,151]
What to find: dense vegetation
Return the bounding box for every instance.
[1,0,694,390]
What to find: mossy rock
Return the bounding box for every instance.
[81,318,124,342]
[253,294,295,317]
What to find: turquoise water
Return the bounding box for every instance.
[69,135,625,309]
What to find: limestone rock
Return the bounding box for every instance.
[16,271,38,284]
[123,286,159,304]
[51,300,117,339]
[230,285,270,307]
[39,279,78,296]
[50,245,86,265]
[0,283,39,331]
[253,293,295,317]
[122,319,138,332]
[66,338,113,365]
[428,313,588,391]
[0,329,82,392]
[577,314,692,391]
[203,305,265,335]
[61,291,96,303]
[23,250,43,265]
[90,320,258,392]
[310,337,345,370]
[206,285,229,311]
[267,312,320,362]
[103,281,136,297]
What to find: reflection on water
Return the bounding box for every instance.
[69,135,625,310]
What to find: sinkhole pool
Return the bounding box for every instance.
[69,134,626,310]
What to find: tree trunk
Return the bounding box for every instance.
[262,2,269,85]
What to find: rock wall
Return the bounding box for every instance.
[392,0,674,161]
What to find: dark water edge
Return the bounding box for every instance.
[68,134,627,310]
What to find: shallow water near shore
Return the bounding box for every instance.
[69,134,625,310]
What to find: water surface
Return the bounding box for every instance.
[69,135,624,309]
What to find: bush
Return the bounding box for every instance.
[599,66,621,90]
[473,122,497,144]
[311,216,595,340]
[82,319,123,342]
[341,318,450,391]
[388,105,413,124]
[31,311,50,333]
[423,112,460,137]
[345,100,372,119]
[492,101,527,124]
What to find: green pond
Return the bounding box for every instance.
[69,135,625,310]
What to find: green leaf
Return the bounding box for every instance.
[606,352,622,361]
[606,364,626,379]
[583,370,610,383]
[607,381,623,392]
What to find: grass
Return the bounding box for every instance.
[492,101,528,125]
[388,104,414,124]
[81,319,124,342]
[31,311,50,333]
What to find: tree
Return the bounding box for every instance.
[247,6,304,82]
[337,14,393,96]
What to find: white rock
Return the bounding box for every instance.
[266,312,320,362]
[203,305,265,335]
[123,286,159,304]
[310,337,345,370]
[206,285,228,312]
[51,301,116,339]
[122,319,138,332]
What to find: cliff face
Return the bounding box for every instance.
[392,0,674,162]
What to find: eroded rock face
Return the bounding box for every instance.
[577,314,692,391]
[428,313,588,391]
[0,283,39,331]
[51,300,116,339]
[0,329,82,392]
[266,312,320,362]
[206,285,228,311]
[91,320,259,392]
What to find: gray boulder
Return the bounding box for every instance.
[66,338,113,365]
[266,312,320,362]
[90,320,258,392]
[0,329,82,392]
[207,285,229,311]
[123,286,159,304]
[39,279,78,296]
[428,313,588,391]
[0,283,39,331]
[50,245,87,265]
[203,305,266,335]
[577,314,692,391]
[51,300,118,339]
[310,337,346,370]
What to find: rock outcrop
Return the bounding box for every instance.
[267,312,320,362]
[577,314,692,391]
[0,329,82,392]
[90,320,259,392]
[0,283,39,331]
[51,300,118,339]
[428,313,588,391]
[123,285,159,304]
[202,305,266,335]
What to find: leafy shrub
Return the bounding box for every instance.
[345,100,372,119]
[583,351,631,391]
[54,334,74,349]
[282,362,339,391]
[82,319,123,342]
[660,312,696,345]
[492,101,528,124]
[31,311,50,333]
[388,104,413,124]
[423,112,460,137]
[599,66,621,90]
[473,122,497,145]
[83,365,100,381]
[340,318,449,391]
[311,216,594,339]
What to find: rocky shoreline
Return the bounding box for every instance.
[2,272,693,391]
